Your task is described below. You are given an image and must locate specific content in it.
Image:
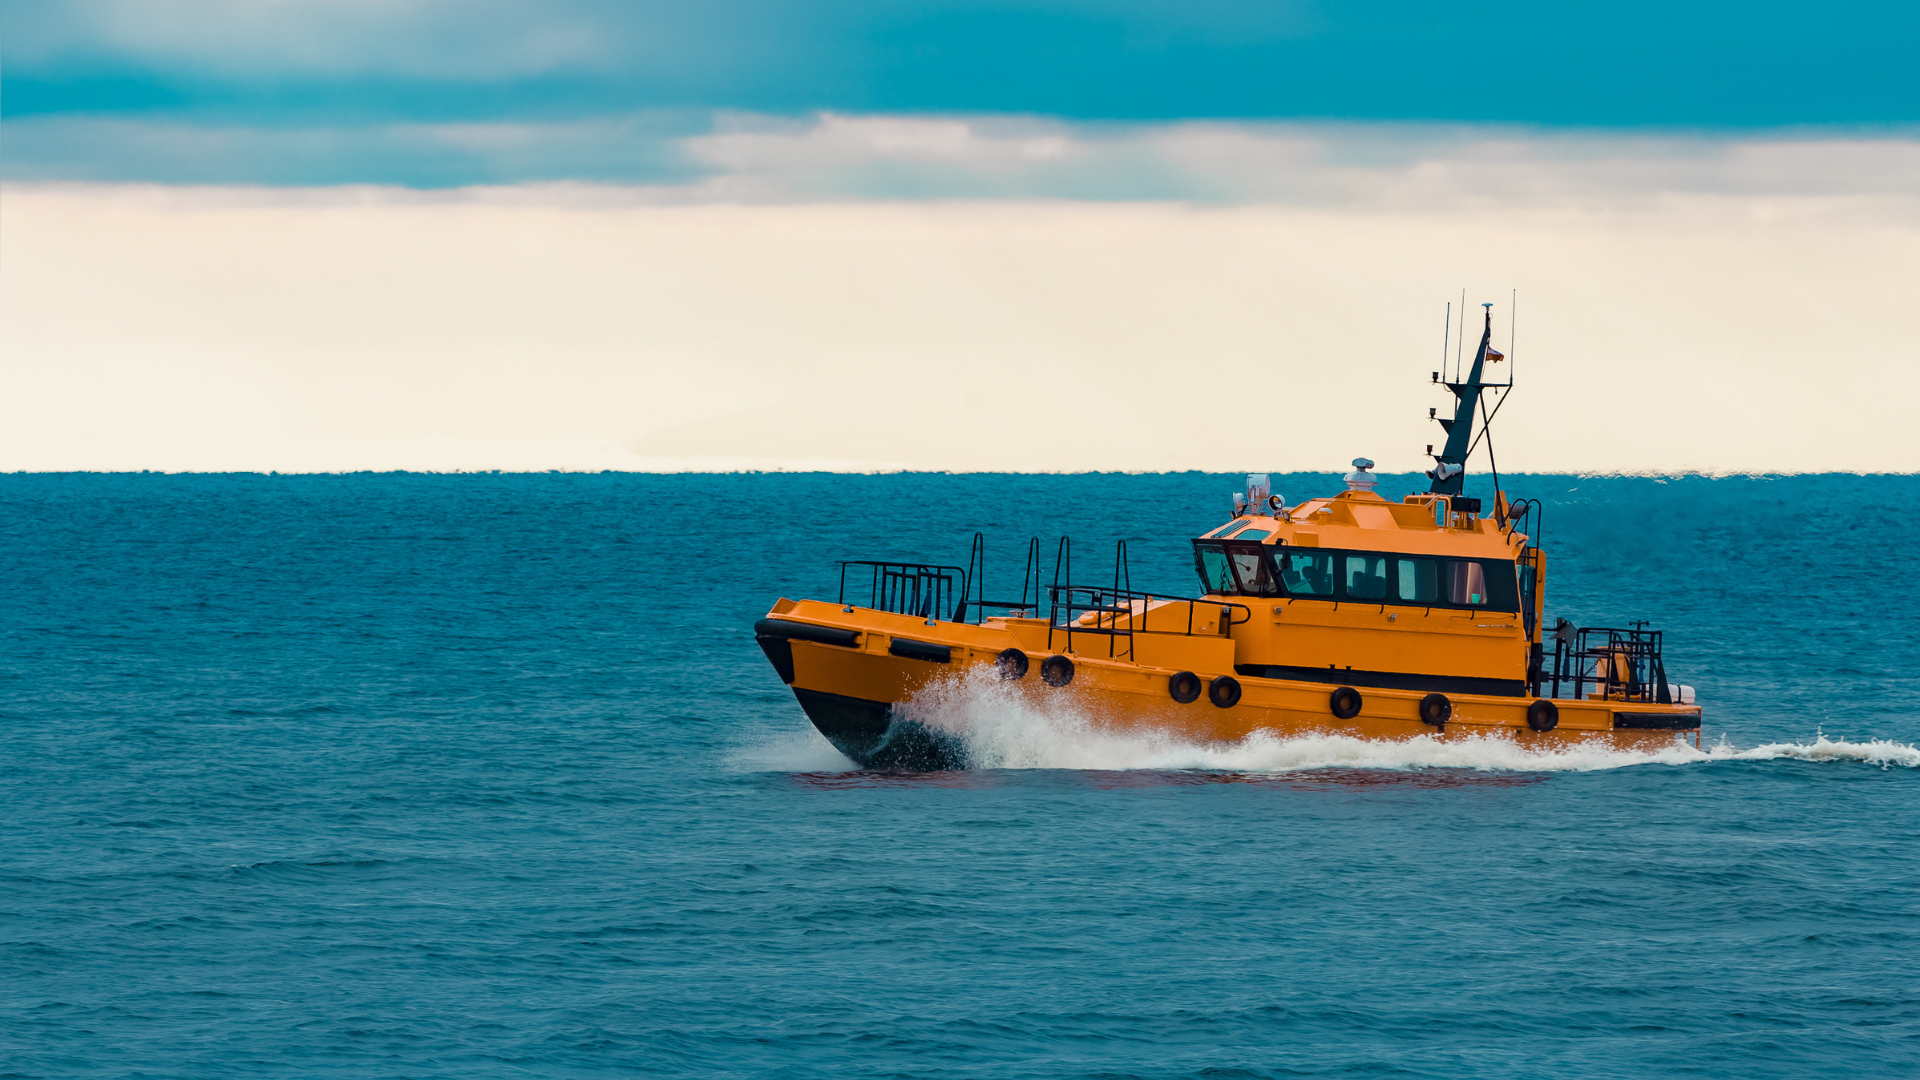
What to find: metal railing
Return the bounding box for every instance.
[838,560,970,622]
[1550,623,1672,704]
[1048,585,1251,659]
[839,534,1046,624]
[954,534,1044,621]
[834,533,1254,660]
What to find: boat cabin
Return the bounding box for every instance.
[1186,472,1546,698]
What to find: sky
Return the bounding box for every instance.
[2,2,1917,473]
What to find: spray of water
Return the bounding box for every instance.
[740,666,1920,773]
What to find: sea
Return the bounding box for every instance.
[4,471,1918,1079]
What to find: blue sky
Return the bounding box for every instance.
[3,1,1916,185]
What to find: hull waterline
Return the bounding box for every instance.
[759,604,1701,770]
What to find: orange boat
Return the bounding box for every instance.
[756,304,1701,767]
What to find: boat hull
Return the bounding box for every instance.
[758,601,1701,769]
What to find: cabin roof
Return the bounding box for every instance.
[1196,491,1525,559]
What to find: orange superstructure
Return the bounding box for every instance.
[755,304,1700,768]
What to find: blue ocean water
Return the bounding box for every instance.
[3,472,1918,1079]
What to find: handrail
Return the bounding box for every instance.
[954,534,1044,621]
[837,560,971,622]
[1049,583,1252,659]
[1550,624,1669,704]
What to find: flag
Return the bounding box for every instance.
[1485,345,1505,363]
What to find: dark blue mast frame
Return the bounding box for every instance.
[1428,303,1509,497]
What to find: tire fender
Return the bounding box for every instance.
[1168,671,1202,704]
[1208,675,1242,709]
[1329,686,1363,720]
[995,648,1029,680]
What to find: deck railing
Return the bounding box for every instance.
[1550,624,1672,704]
[834,533,1252,657]
[1048,585,1251,659]
[837,561,971,622]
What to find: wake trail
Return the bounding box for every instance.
[743,667,1920,773]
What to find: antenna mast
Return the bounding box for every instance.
[1429,303,1495,496]
[1455,288,1466,381]
[1509,288,1517,382]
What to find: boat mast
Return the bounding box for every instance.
[1428,304,1495,496]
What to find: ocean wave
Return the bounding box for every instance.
[756,667,1920,773]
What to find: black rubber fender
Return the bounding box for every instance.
[1208,675,1242,709]
[754,618,859,648]
[1419,692,1452,728]
[1168,671,1201,704]
[1040,654,1074,687]
[996,648,1030,680]
[1329,685,1362,720]
[756,634,795,684]
[1613,711,1701,730]
[1526,698,1559,732]
[888,638,951,663]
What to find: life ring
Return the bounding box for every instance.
[1040,654,1074,687]
[1168,671,1201,704]
[1526,698,1559,732]
[1418,692,1452,728]
[1208,675,1242,709]
[996,648,1029,680]
[1329,685,1362,720]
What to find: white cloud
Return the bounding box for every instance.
[11,112,1919,214]
[679,115,1920,210]
[3,175,1917,474]
[4,117,1917,474]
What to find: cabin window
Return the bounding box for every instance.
[1396,557,1440,603]
[1478,559,1521,612]
[1193,540,1282,597]
[1226,542,1282,596]
[1273,549,1516,610]
[1279,551,1335,596]
[1343,555,1390,601]
[1233,529,1272,543]
[1449,561,1489,606]
[1443,559,1520,610]
[1194,543,1237,594]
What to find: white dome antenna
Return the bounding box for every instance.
[1344,458,1377,492]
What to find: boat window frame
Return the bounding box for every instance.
[1317,549,1518,612]
[1191,540,1239,595]
[1191,538,1286,597]
[1191,539,1521,612]
[1395,554,1441,605]
[1342,552,1392,602]
[1276,547,1337,598]
[1222,539,1283,597]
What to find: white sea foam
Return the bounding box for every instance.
[872,667,1920,774]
